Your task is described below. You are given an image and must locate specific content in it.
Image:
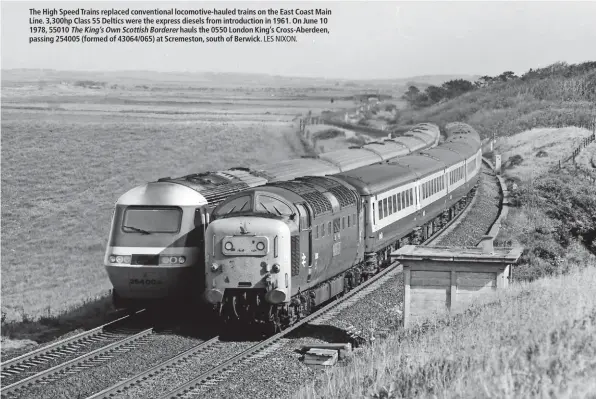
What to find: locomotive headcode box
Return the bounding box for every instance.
[391,241,522,327]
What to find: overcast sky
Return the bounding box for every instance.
[2,1,596,79]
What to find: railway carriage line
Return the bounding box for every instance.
[88,161,496,399]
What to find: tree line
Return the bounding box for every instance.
[402,61,596,109]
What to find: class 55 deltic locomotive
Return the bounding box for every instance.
[204,123,482,333]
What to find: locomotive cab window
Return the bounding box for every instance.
[215,195,252,216]
[122,206,182,233]
[256,195,294,217]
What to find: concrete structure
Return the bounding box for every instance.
[391,240,522,327]
[494,154,502,174]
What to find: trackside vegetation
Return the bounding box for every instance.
[296,264,596,399]
[296,61,596,398]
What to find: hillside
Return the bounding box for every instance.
[398,61,596,139]
[295,63,596,398]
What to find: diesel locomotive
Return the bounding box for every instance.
[204,123,482,332]
[104,123,440,309]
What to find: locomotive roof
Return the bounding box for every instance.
[252,158,339,182]
[214,175,359,218]
[150,171,268,205]
[117,181,208,206]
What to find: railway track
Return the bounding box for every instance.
[102,176,483,399]
[0,310,152,399]
[2,164,494,399]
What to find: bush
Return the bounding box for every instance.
[505,171,596,281]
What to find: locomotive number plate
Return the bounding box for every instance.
[128,271,164,290]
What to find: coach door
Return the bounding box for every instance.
[295,203,312,278]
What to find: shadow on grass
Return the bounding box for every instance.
[1,294,123,350]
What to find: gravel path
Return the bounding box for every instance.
[199,163,501,399]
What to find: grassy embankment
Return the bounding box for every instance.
[296,62,596,398]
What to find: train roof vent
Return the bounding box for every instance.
[296,176,358,209]
[157,177,172,182]
[229,166,250,171]
[271,181,332,216]
[201,182,250,204]
[184,172,229,186]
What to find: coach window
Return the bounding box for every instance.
[388,196,393,215]
[392,195,397,212]
[383,199,388,218]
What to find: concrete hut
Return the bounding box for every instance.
[391,237,522,327]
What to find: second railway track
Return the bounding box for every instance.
[2,160,501,399]
[91,165,487,399]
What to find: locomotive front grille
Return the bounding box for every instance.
[291,235,300,276]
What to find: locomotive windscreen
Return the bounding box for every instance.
[122,207,182,233]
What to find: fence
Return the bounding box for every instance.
[550,117,596,173]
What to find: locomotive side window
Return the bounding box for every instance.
[295,203,311,230]
[123,207,182,233]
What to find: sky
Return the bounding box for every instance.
[2,0,596,79]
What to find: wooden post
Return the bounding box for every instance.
[403,267,411,327]
[449,270,456,310]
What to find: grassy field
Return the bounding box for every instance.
[496,126,595,181]
[0,71,365,327]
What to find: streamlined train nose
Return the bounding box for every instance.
[204,216,292,305]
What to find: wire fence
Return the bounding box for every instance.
[549,117,596,176]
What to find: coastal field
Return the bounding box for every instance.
[0,70,360,324]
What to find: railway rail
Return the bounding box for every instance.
[0,310,150,398]
[2,163,497,399]
[145,171,484,399]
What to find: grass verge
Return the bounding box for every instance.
[296,262,596,399]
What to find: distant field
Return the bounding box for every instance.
[0,78,360,322]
